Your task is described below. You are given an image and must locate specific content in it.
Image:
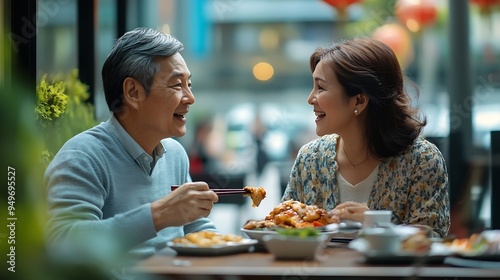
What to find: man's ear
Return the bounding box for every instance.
[122,77,145,110]
[354,93,369,114]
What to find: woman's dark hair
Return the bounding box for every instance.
[101,27,184,113]
[309,37,427,158]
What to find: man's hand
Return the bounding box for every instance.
[151,182,219,231]
[329,201,369,223]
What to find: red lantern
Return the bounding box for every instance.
[322,0,362,20]
[323,0,361,9]
[470,0,500,7]
[372,23,414,68]
[395,0,438,32]
[470,0,500,14]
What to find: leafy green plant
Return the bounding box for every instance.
[35,69,97,164]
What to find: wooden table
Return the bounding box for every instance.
[133,245,500,279]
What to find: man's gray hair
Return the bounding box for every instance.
[101,27,184,112]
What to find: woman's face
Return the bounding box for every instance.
[307,59,356,136]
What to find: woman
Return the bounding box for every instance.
[282,38,450,237]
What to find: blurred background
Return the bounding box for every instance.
[2,1,500,275]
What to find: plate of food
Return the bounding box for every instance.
[241,200,341,244]
[354,230,500,265]
[167,231,258,256]
[441,230,500,262]
[349,229,449,264]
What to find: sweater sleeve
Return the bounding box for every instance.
[183,217,217,233]
[45,149,157,261]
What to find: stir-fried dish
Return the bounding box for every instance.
[244,199,339,229]
[171,231,244,247]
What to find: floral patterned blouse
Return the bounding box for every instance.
[282,134,450,237]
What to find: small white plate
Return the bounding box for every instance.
[167,239,258,256]
[349,238,448,264]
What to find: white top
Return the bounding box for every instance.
[337,165,379,203]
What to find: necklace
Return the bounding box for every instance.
[342,145,370,167]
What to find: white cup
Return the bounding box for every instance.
[362,227,401,255]
[363,210,392,228]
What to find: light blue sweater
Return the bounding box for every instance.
[45,115,216,261]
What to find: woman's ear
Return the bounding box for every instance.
[122,77,145,111]
[354,93,369,114]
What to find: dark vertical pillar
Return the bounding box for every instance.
[448,0,472,215]
[491,131,500,229]
[77,0,96,104]
[8,0,37,95]
[117,0,127,38]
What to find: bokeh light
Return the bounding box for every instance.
[259,28,279,51]
[253,62,274,81]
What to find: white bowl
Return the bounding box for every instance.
[262,234,330,260]
[360,227,402,255]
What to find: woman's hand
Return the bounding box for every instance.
[329,201,369,223]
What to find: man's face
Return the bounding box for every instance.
[138,53,194,140]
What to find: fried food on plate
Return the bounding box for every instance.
[171,231,244,247]
[244,199,339,229]
[243,219,276,229]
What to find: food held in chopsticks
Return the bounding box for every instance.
[243,186,267,207]
[171,231,244,247]
[244,200,340,229]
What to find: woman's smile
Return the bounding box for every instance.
[314,111,326,122]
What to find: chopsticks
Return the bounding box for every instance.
[210,189,249,196]
[170,185,250,196]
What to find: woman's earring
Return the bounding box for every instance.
[354,109,359,115]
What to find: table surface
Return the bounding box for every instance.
[132,244,500,279]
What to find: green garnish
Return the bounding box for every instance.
[276,228,320,238]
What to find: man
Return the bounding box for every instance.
[45,27,218,261]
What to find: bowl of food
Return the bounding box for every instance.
[262,228,330,260]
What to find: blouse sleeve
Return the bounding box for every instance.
[406,142,450,237]
[281,146,306,202]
